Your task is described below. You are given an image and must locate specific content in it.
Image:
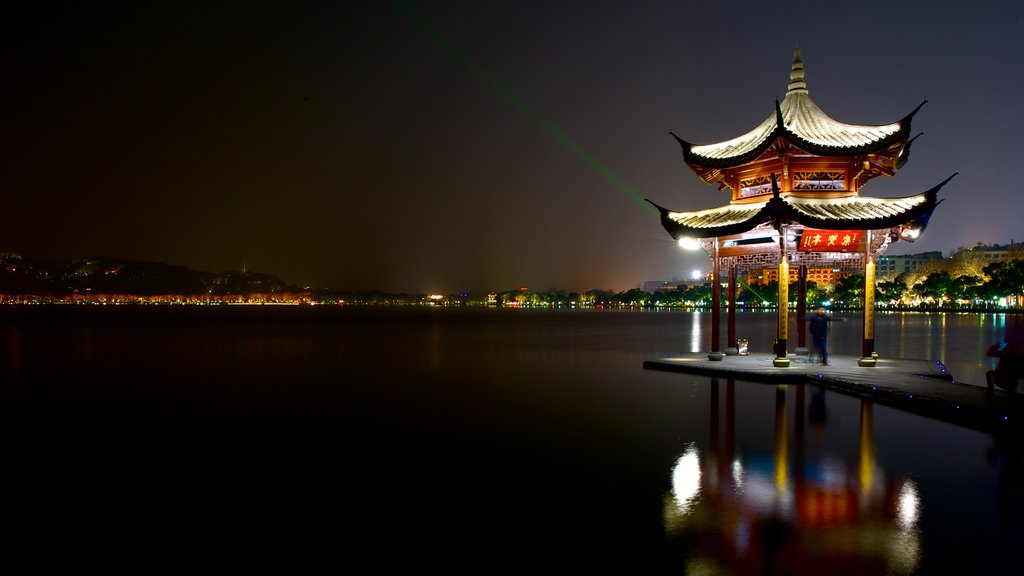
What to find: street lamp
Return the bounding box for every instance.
[678,236,702,250]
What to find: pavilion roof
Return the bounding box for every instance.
[672,49,925,168]
[648,174,955,240]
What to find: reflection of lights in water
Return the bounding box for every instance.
[744,475,784,515]
[896,478,920,530]
[671,443,702,515]
[705,456,719,488]
[684,558,719,575]
[879,478,923,574]
[819,458,848,488]
[735,519,750,554]
[887,528,923,575]
[731,458,744,489]
[884,477,923,574]
[940,313,947,375]
[689,311,702,352]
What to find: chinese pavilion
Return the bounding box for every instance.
[648,49,955,367]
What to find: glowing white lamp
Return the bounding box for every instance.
[677,236,702,250]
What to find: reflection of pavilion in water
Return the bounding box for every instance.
[665,380,922,575]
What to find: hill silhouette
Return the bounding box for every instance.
[1,253,299,297]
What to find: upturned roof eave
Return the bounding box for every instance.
[647,173,955,240]
[677,98,928,169]
[674,128,780,169]
[779,125,912,160]
[787,171,952,231]
[780,197,935,231]
[680,124,913,169]
[647,199,774,240]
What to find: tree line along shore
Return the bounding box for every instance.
[2,253,1022,310]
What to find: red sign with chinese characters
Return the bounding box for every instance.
[798,229,862,252]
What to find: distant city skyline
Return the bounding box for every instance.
[5,239,1018,298]
[3,1,1021,293]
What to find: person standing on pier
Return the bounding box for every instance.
[802,307,847,366]
[986,321,1024,393]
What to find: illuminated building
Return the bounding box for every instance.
[748,266,844,286]
[642,280,680,293]
[949,243,1017,264]
[649,49,954,364]
[875,251,943,279]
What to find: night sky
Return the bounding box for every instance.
[3,1,1022,294]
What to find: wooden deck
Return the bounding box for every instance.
[643,352,1024,436]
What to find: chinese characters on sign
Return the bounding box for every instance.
[798,229,862,252]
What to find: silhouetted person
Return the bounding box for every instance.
[800,307,846,366]
[986,321,1024,394]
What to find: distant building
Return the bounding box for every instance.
[950,243,1016,264]
[876,251,943,279]
[642,280,679,294]
[748,267,844,286]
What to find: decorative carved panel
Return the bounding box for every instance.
[793,171,845,190]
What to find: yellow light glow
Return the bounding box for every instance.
[899,227,921,241]
[677,236,702,250]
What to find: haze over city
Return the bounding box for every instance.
[3,1,1021,294]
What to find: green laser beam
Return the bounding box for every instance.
[390,1,657,216]
[737,278,769,303]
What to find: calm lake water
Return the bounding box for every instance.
[1,306,1020,572]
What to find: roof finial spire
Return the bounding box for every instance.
[787,47,807,94]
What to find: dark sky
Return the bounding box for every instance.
[3,1,1022,293]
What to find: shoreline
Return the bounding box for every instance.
[1,300,1022,315]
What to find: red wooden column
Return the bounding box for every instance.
[709,238,723,360]
[796,264,808,354]
[727,265,737,354]
[770,174,790,367]
[773,228,790,367]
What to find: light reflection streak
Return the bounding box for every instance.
[988,313,1003,371]
[899,312,907,359]
[896,478,920,531]
[940,313,947,371]
[924,314,933,362]
[774,385,788,493]
[670,443,702,516]
[665,382,923,574]
[859,401,874,494]
[731,458,744,489]
[890,478,923,572]
[689,310,703,352]
[735,519,750,555]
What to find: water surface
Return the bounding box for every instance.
[1,306,1019,571]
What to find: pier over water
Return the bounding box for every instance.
[644,352,1023,436]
